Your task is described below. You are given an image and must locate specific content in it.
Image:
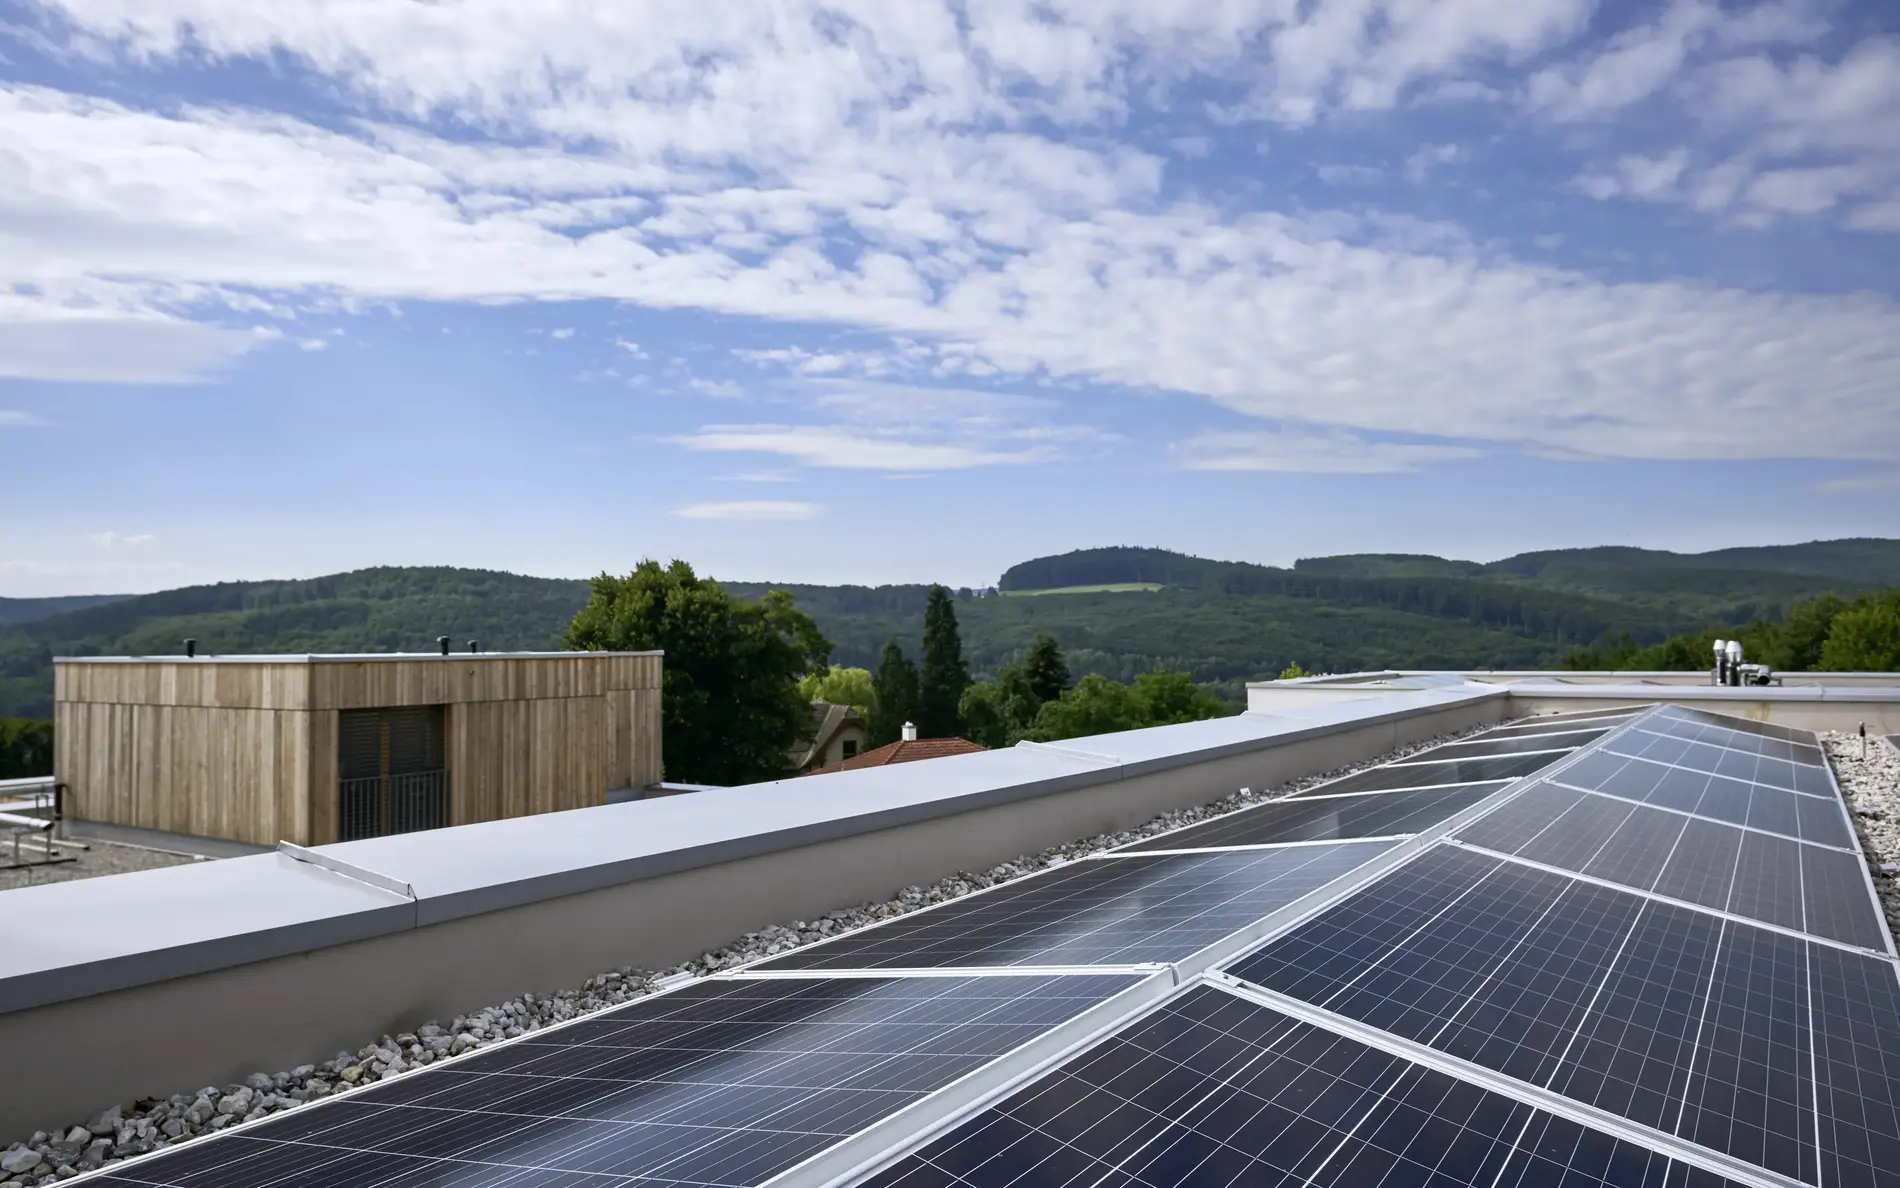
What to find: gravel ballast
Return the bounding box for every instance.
[1,721,1514,1184]
[0,839,195,893]
[1822,729,1900,944]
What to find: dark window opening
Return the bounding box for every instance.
[338,706,448,841]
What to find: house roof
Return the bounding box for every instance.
[791,700,866,769]
[804,736,986,775]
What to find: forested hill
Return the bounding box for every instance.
[999,541,1900,626]
[1,538,1893,718]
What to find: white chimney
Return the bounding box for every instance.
[901,721,918,742]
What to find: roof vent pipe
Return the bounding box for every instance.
[438,636,451,656]
[901,721,918,742]
[1726,639,1744,686]
[184,638,196,659]
[468,640,481,654]
[1713,638,1728,686]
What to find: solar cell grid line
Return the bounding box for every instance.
[1408,729,1611,763]
[1809,946,1900,1188]
[1726,832,1807,934]
[1483,707,1650,733]
[82,973,1149,1188]
[1453,789,1886,953]
[744,841,1398,972]
[1585,746,1835,804]
[1544,777,1855,855]
[1224,851,1839,1184]
[1289,752,1573,798]
[848,982,1749,1188]
[1620,725,1826,770]
[1453,783,1593,855]
[1386,745,1578,767]
[1653,706,1817,746]
[1604,734,1825,799]
[1447,841,1900,969]
[1112,784,1504,854]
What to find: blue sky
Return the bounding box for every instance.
[1,0,1897,596]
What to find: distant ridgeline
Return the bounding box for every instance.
[1,539,1895,718]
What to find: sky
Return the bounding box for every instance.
[1,0,1898,596]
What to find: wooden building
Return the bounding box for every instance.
[53,651,662,847]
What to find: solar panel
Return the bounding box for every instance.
[1114,784,1501,853]
[1553,751,1851,847]
[1655,704,1817,745]
[1455,783,1888,950]
[1292,752,1566,797]
[1224,844,1900,1185]
[747,843,1397,972]
[1482,707,1646,733]
[89,973,1145,1188]
[852,983,1744,1188]
[1416,728,1611,762]
[1604,729,1833,796]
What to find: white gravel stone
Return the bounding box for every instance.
[6,720,1502,1170]
[1822,730,1900,944]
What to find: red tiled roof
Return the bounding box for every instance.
[803,736,986,775]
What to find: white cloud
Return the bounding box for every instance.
[1403,143,1467,184]
[1174,428,1485,473]
[675,425,1050,472]
[87,530,156,549]
[297,336,327,351]
[0,409,47,427]
[672,500,820,521]
[0,2,1896,459]
[549,327,575,339]
[686,378,746,398]
[1315,163,1383,186]
[1569,35,1900,228]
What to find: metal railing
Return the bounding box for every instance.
[0,777,80,870]
[338,769,450,842]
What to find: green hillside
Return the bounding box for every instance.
[0,593,129,625]
[2,538,1893,718]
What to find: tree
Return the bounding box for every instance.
[868,640,920,747]
[1130,670,1228,725]
[1024,668,1230,742]
[917,585,970,738]
[566,560,831,786]
[1278,661,1309,680]
[1819,593,1900,671]
[1021,633,1071,704]
[958,664,1043,750]
[797,666,875,713]
[1025,674,1144,740]
[0,718,52,779]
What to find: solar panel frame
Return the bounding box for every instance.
[744,842,1399,972]
[1483,707,1651,733]
[1413,729,1612,762]
[1111,784,1504,854]
[847,981,1746,1188]
[85,972,1164,1188]
[1290,752,1576,797]
[1219,847,1855,1184]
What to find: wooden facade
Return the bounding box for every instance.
[54,652,662,846]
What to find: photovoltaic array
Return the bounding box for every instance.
[85,704,1897,1188]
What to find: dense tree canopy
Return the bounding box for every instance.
[1560,587,1900,673]
[797,666,874,713]
[1021,632,1071,704]
[0,717,52,779]
[867,640,920,747]
[566,560,831,786]
[918,586,970,739]
[1025,670,1229,741]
